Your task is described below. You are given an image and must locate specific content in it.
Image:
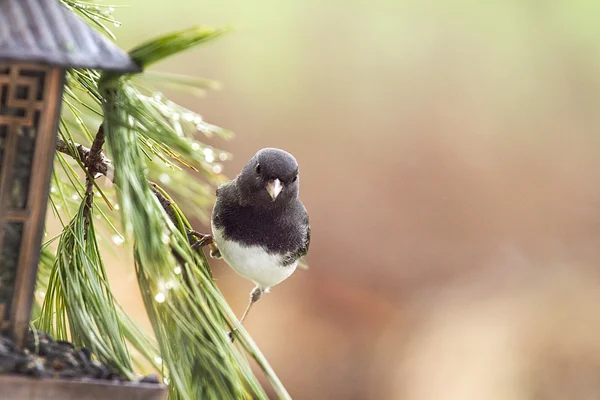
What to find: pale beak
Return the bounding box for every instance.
[266,179,283,201]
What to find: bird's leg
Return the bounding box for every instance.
[228,286,264,342]
[188,230,221,258]
[240,286,263,324]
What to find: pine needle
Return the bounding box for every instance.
[38,203,134,377]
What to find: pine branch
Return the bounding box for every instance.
[85,125,106,177]
[56,136,112,180]
[83,125,106,230]
[56,135,210,243]
[44,129,162,378]
[148,183,178,226]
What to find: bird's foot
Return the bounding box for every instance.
[227,329,236,342]
[209,243,222,259]
[188,230,215,251]
[188,230,222,258]
[250,287,264,302]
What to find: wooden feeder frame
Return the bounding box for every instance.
[0,62,64,345]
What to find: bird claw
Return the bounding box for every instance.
[187,230,223,258]
[209,243,222,259]
[188,230,215,251]
[227,329,236,342]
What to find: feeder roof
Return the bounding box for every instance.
[0,0,140,72]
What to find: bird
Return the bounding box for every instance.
[207,148,310,332]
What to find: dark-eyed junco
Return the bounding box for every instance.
[209,148,310,329]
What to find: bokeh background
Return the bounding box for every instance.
[105,1,600,398]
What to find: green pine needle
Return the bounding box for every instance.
[38,202,135,378]
[128,27,228,69]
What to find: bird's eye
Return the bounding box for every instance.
[255,164,261,174]
[292,175,298,182]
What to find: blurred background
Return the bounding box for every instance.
[104,1,600,398]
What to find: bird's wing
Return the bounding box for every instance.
[212,181,239,228]
[295,210,310,259]
[300,220,310,258]
[281,209,310,267]
[296,227,310,269]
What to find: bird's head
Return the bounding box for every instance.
[237,148,300,207]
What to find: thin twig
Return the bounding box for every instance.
[56,136,112,180]
[83,125,105,233]
[149,182,177,224]
[86,125,106,174]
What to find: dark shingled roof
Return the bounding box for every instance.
[0,0,140,72]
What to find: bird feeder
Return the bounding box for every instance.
[0,0,140,346]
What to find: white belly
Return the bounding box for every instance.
[212,225,297,290]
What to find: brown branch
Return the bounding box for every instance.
[149,182,177,225]
[55,136,112,180]
[83,125,106,233]
[86,125,106,175]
